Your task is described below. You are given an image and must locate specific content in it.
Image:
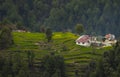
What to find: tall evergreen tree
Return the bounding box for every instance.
[45,27,52,42]
[0,26,13,49]
[75,24,84,35]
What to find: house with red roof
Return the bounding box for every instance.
[103,34,117,46]
[76,35,91,47]
[105,34,115,41]
[76,34,117,47]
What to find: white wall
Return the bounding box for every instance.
[76,42,91,47]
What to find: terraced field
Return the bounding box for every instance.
[5,32,111,77]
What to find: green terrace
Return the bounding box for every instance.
[2,32,112,77]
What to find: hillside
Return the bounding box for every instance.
[3,32,111,77]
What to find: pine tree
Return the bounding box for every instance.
[0,26,13,49]
[75,24,84,35]
[45,27,52,42]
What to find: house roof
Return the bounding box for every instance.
[105,34,111,39]
[76,35,90,43]
[105,34,115,39]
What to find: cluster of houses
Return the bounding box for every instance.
[76,34,117,47]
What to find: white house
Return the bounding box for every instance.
[105,34,115,41]
[76,35,91,47]
[104,34,117,46]
[76,34,117,47]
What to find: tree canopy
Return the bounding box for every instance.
[45,27,52,42]
[75,24,84,35]
[0,0,120,36]
[0,26,13,49]
[41,53,66,77]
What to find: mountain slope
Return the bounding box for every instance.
[6,32,111,76]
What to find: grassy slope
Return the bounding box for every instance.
[8,32,111,76]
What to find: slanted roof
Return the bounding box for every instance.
[105,34,115,40]
[105,34,111,39]
[76,35,90,43]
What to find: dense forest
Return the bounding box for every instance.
[0,51,66,77]
[0,0,120,36]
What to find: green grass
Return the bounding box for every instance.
[3,32,112,77]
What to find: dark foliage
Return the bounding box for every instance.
[0,26,13,49]
[40,53,66,77]
[0,51,30,77]
[0,0,120,36]
[45,27,52,42]
[0,51,66,77]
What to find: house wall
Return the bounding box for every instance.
[76,42,91,47]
